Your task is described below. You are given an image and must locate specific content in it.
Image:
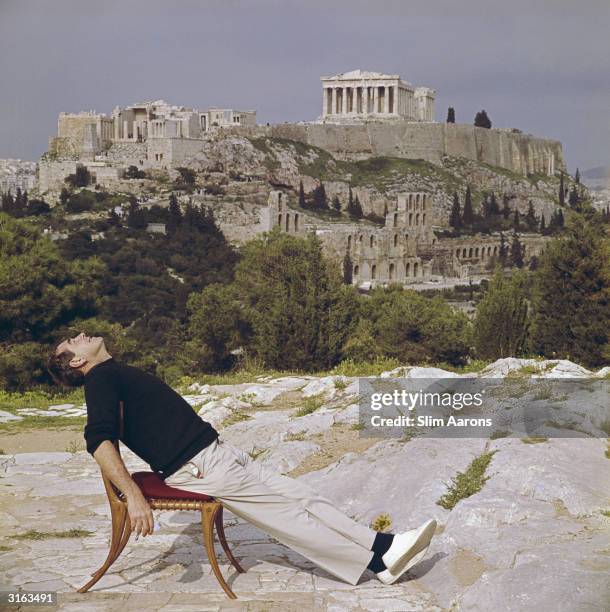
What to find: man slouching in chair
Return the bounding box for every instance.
[47,332,437,587]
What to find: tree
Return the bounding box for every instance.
[575,167,580,184]
[568,186,581,211]
[185,283,245,371]
[501,194,511,219]
[176,167,196,186]
[473,269,529,359]
[298,180,306,208]
[539,213,546,234]
[512,209,521,232]
[230,229,359,371]
[127,198,147,229]
[0,213,105,388]
[27,199,50,216]
[446,107,456,123]
[462,185,474,226]
[342,249,353,284]
[1,192,14,214]
[510,232,525,268]
[488,192,500,216]
[347,186,363,219]
[59,188,70,207]
[525,200,537,231]
[65,165,92,188]
[311,183,328,210]
[449,192,462,230]
[66,190,95,213]
[125,165,146,179]
[474,110,492,128]
[167,192,182,233]
[341,318,381,363]
[361,286,472,366]
[559,171,565,206]
[529,215,610,367]
[332,195,342,214]
[498,232,509,267]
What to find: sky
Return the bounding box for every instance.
[1,0,609,172]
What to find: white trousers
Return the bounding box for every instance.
[164,438,376,585]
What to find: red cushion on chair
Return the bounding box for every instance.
[132,471,214,502]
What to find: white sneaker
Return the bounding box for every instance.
[378,518,437,583]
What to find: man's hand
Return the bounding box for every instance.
[126,490,154,537]
[92,440,155,537]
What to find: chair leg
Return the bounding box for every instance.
[214,505,245,573]
[78,502,130,593]
[202,503,237,599]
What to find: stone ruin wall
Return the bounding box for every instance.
[261,190,549,288]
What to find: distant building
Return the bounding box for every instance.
[146,222,167,235]
[47,100,257,161]
[320,69,435,122]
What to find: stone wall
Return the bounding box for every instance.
[227,122,564,176]
[37,160,79,193]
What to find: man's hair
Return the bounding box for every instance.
[47,339,85,388]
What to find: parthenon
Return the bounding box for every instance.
[320,69,435,122]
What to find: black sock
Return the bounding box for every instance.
[371,531,395,556]
[366,552,387,574]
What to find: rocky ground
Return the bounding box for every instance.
[1,358,608,611]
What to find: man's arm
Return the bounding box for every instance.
[93,440,154,537]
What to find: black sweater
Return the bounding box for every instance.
[83,358,219,477]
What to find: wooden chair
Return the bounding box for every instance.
[78,401,245,598]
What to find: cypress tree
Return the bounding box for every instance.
[342,249,353,284]
[502,195,511,219]
[352,195,363,219]
[574,167,580,184]
[498,232,509,267]
[489,192,500,216]
[559,171,565,206]
[568,186,581,211]
[312,183,328,210]
[167,192,182,233]
[462,185,474,226]
[474,110,492,128]
[298,180,306,208]
[539,213,546,234]
[510,232,525,268]
[525,200,537,231]
[513,209,521,231]
[449,192,462,230]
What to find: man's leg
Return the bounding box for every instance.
[164,439,375,585]
[217,440,377,551]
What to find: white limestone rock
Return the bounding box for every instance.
[302,376,349,399]
[479,358,543,378]
[12,452,73,465]
[380,366,462,378]
[0,410,22,423]
[240,384,287,404]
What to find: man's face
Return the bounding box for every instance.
[56,332,106,368]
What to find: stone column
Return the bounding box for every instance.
[342,87,348,114]
[331,88,337,115]
[394,85,399,115]
[373,86,378,114]
[322,87,328,116]
[383,86,390,114]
